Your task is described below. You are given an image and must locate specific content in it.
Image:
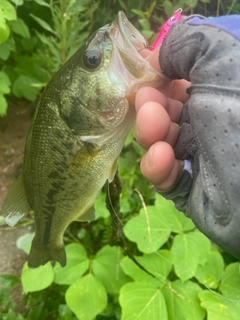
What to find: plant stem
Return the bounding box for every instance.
[216,0,220,16]
[227,0,237,15]
[61,0,67,64]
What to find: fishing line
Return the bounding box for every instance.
[138,47,151,54]
[106,181,240,309]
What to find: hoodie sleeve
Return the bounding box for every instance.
[155,15,240,259]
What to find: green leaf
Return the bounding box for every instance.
[16,232,35,254]
[33,0,50,7]
[131,9,146,19]
[119,150,138,175]
[123,206,171,253]
[58,304,75,320]
[0,0,16,21]
[145,1,156,19]
[135,250,172,281]
[0,38,15,60]
[2,65,18,83]
[24,301,46,320]
[120,256,160,286]
[16,55,43,78]
[188,0,198,9]
[0,71,10,116]
[35,31,61,69]
[155,196,195,233]
[66,273,108,320]
[118,0,127,12]
[171,230,211,282]
[0,288,13,310]
[0,274,19,288]
[10,0,24,5]
[12,75,39,101]
[141,29,154,41]
[21,262,54,293]
[0,20,10,43]
[30,14,56,35]
[0,94,8,115]
[92,245,129,293]
[2,308,25,320]
[195,251,224,289]
[199,290,240,320]
[139,18,151,31]
[0,215,6,225]
[21,37,38,51]
[9,18,30,38]
[0,71,11,94]
[220,262,240,300]
[94,192,110,219]
[162,280,205,320]
[54,243,89,285]
[119,282,168,320]
[163,0,173,17]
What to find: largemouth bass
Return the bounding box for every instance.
[1,12,167,268]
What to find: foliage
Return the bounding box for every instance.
[1,193,240,319]
[1,0,240,319]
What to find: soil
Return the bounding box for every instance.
[0,100,36,315]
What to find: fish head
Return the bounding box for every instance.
[52,12,166,140]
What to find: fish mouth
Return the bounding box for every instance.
[113,11,148,54]
[110,11,159,98]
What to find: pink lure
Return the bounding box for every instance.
[150,8,182,51]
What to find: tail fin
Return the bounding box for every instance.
[28,241,66,268]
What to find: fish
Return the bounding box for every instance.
[1,12,167,268]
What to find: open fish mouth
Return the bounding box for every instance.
[112,11,148,55]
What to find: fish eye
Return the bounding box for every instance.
[84,49,102,69]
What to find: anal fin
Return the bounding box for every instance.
[1,175,31,226]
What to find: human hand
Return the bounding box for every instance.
[135,49,190,190]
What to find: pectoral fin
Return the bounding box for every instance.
[1,175,31,226]
[108,157,118,183]
[76,206,95,221]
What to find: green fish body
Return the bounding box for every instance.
[1,12,167,268]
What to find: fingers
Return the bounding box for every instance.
[135,48,189,190]
[144,47,161,73]
[135,87,183,151]
[140,141,183,190]
[144,47,190,103]
[135,87,184,190]
[135,86,168,113]
[135,101,171,150]
[160,79,190,103]
[135,87,184,122]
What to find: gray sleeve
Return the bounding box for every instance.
[155,16,240,259]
